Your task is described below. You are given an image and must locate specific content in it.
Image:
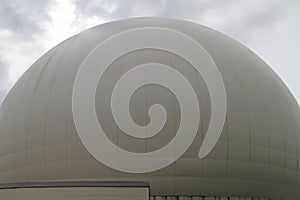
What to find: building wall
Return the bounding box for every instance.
[0,187,149,200]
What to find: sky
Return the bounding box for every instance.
[0,0,299,105]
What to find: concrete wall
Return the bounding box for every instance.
[0,187,149,200]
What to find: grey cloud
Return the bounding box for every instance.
[73,0,218,19]
[74,0,209,21]
[73,0,284,34]
[222,3,286,41]
[245,5,284,29]
[159,0,216,20]
[0,0,51,40]
[74,0,168,20]
[0,59,9,104]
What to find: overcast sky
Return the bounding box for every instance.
[0,0,299,105]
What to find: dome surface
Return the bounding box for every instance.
[0,17,299,199]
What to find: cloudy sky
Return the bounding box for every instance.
[0,0,299,105]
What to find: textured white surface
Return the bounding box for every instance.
[0,17,299,199]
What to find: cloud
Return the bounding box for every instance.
[74,0,166,19]
[0,0,51,40]
[72,0,220,22]
[71,0,289,43]
[0,59,9,104]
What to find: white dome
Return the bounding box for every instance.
[0,17,299,199]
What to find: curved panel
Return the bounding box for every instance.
[0,17,299,199]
